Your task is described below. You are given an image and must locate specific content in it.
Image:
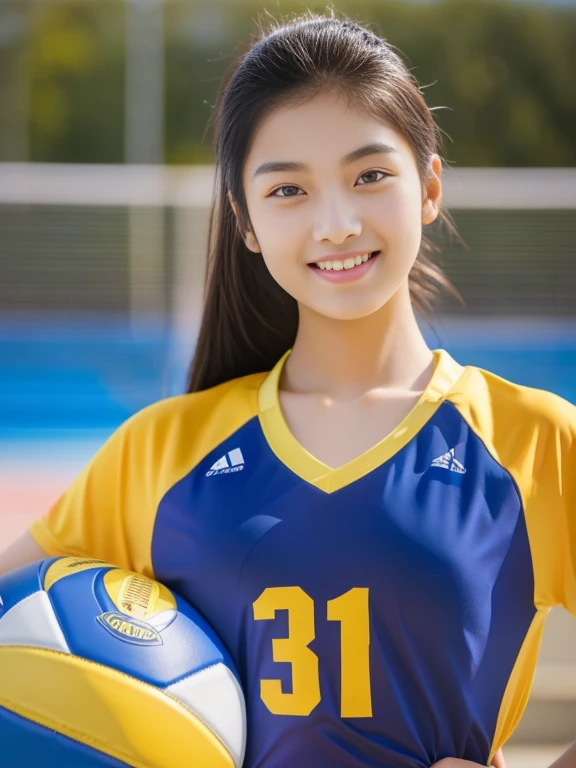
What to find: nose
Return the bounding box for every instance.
[312,194,362,244]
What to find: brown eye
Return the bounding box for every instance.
[270,185,302,197]
[357,170,388,185]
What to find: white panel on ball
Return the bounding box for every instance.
[167,662,247,768]
[0,591,70,653]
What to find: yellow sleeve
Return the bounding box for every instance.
[508,390,575,613]
[484,383,576,615]
[449,367,576,614]
[28,411,157,577]
[542,395,576,615]
[513,389,576,616]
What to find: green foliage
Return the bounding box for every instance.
[12,0,576,165]
[28,0,125,163]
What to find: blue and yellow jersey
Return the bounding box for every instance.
[29,348,576,768]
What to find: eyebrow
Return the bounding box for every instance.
[252,142,399,178]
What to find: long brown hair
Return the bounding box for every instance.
[187,10,462,393]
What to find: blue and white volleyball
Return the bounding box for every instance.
[0,556,246,768]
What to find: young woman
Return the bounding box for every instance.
[2,12,575,768]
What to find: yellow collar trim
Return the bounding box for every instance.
[258,348,465,494]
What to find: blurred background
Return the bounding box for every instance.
[0,0,575,760]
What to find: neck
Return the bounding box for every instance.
[282,285,434,398]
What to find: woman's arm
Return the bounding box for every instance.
[0,531,48,576]
[431,749,506,768]
[491,751,506,768]
[433,742,576,768]
[549,741,576,768]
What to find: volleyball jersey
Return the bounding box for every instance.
[29,348,576,768]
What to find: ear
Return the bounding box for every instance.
[228,192,261,253]
[422,154,442,226]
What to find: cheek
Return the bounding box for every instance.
[374,186,423,253]
[256,234,302,292]
[378,184,422,227]
[251,204,305,251]
[251,208,306,275]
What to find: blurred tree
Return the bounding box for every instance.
[8,0,575,166]
[0,0,31,161]
[28,0,125,163]
[165,0,576,167]
[364,0,576,167]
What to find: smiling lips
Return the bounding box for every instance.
[310,251,380,282]
[314,252,376,271]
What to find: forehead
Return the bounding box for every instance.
[243,90,413,176]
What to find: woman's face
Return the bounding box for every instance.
[240,90,442,321]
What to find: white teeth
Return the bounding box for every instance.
[314,252,375,271]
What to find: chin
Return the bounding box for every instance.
[308,297,393,322]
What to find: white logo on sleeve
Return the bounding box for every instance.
[206,448,245,476]
[430,448,466,474]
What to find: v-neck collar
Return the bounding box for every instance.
[257,348,465,494]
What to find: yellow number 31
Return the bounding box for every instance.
[252,586,372,718]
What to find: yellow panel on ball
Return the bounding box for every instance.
[0,646,235,768]
[43,557,116,591]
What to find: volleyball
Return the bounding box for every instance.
[0,556,246,768]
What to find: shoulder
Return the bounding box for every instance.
[110,371,267,452]
[448,361,576,449]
